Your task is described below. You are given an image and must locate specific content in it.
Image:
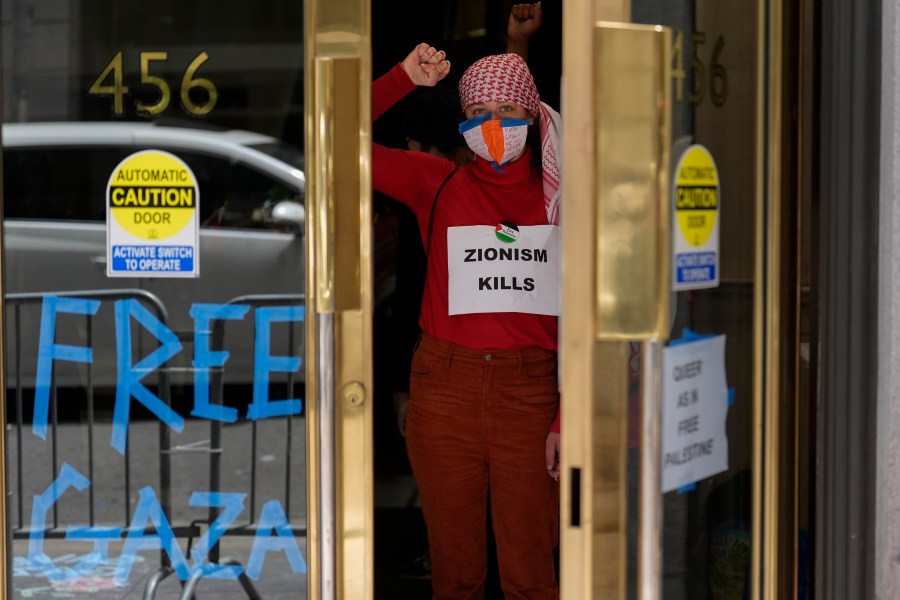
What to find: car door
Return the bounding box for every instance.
[3,144,141,389]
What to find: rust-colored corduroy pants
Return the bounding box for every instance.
[406,333,560,600]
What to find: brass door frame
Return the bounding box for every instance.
[304,1,373,598]
[0,130,9,599]
[560,0,793,597]
[755,0,797,597]
[558,2,639,597]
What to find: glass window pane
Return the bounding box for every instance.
[2,2,307,597]
[631,1,760,597]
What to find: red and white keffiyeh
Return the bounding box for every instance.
[458,53,561,225]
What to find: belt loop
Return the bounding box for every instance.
[516,349,525,376]
[444,341,455,369]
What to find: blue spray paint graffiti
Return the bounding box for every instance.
[27,464,91,582]
[32,295,305,452]
[24,464,307,585]
[186,492,247,579]
[23,296,307,586]
[248,305,305,420]
[112,298,185,454]
[245,500,308,579]
[33,297,101,440]
[190,303,251,423]
[64,526,124,577]
[114,486,191,585]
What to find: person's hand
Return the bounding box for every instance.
[400,43,450,87]
[545,431,560,481]
[394,392,411,438]
[508,2,543,54]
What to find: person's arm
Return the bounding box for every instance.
[374,43,450,125]
[372,44,455,208]
[400,42,450,86]
[546,431,560,481]
[373,140,455,209]
[374,41,451,118]
[373,64,417,121]
[546,409,560,479]
[506,2,543,60]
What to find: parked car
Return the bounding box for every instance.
[3,121,307,394]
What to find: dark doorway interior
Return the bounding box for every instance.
[369,2,562,597]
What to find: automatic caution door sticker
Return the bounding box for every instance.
[672,144,720,290]
[106,150,200,278]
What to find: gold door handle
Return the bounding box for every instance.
[313,56,362,313]
[594,22,672,341]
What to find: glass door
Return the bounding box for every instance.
[560,0,796,598]
[0,1,362,597]
[632,2,765,598]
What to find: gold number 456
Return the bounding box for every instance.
[671,31,728,107]
[89,51,218,117]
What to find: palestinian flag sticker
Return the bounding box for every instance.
[495,221,520,243]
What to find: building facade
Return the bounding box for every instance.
[0,0,895,597]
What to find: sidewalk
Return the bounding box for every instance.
[12,537,305,599]
[9,419,439,598]
[12,510,436,598]
[8,418,499,598]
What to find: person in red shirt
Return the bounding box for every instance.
[373,27,561,599]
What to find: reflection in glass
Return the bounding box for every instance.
[3,1,307,597]
[630,0,759,598]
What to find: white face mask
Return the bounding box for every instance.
[458,114,532,170]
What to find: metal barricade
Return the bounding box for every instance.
[208,294,306,542]
[145,293,305,600]
[4,289,306,598]
[5,289,178,540]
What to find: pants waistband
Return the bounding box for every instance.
[416,332,556,367]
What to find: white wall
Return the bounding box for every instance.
[876,0,900,596]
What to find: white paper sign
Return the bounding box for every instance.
[447,224,560,316]
[661,334,729,493]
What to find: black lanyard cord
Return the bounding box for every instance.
[425,167,459,261]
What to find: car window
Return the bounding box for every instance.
[3,144,300,230]
[249,142,305,169]
[183,152,300,229]
[4,147,122,221]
